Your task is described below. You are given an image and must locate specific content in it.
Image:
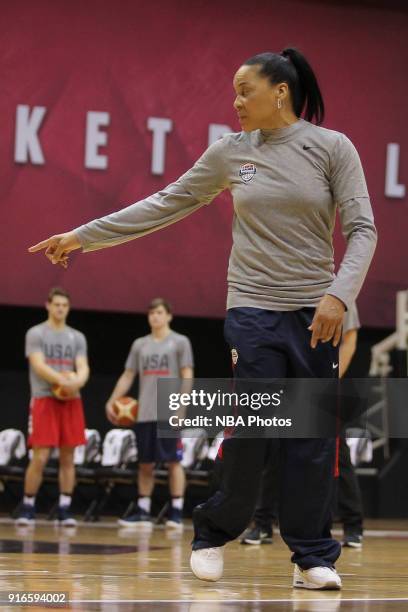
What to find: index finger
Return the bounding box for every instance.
[310,321,322,349]
[28,238,53,253]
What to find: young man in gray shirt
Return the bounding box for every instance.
[106,298,194,528]
[16,287,90,527]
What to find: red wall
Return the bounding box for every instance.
[1,0,407,327]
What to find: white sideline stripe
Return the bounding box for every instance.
[0,570,49,574]
[0,518,181,529]
[334,528,408,538]
[4,518,408,538]
[68,598,408,603]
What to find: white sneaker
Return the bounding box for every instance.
[293,564,342,590]
[190,546,224,581]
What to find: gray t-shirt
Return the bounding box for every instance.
[125,331,193,422]
[25,322,87,398]
[343,302,361,335]
[74,119,377,312]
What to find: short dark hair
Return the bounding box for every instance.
[47,287,71,303]
[244,47,324,125]
[148,297,172,314]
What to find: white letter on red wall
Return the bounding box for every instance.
[385,143,406,198]
[14,105,46,164]
[147,117,173,175]
[85,111,110,170]
[208,124,232,146]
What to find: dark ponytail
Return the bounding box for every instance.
[244,47,325,125]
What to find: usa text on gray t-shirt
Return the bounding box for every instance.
[25,322,87,398]
[125,331,193,422]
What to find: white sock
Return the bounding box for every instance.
[171,497,184,510]
[23,495,35,506]
[59,493,72,508]
[138,497,151,513]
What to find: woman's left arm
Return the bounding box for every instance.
[309,134,377,348]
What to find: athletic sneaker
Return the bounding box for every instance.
[166,508,183,529]
[343,531,363,548]
[240,525,273,545]
[117,507,152,528]
[190,546,224,581]
[293,564,342,590]
[15,504,35,526]
[56,506,77,527]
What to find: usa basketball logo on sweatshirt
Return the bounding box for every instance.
[239,163,257,182]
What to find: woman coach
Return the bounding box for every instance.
[29,48,377,590]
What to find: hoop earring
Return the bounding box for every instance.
[277,99,282,109]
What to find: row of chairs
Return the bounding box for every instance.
[0,427,372,522]
[0,428,223,521]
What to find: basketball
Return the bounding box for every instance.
[113,396,138,426]
[51,371,77,400]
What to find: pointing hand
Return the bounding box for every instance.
[28,231,81,268]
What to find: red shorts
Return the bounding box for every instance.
[28,397,86,448]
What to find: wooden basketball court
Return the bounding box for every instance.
[0,518,407,610]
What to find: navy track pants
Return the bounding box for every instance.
[192,307,342,569]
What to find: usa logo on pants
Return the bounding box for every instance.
[239,163,257,182]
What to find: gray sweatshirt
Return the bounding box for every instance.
[343,302,361,334]
[75,119,377,311]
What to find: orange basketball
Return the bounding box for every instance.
[51,371,77,400]
[113,396,138,426]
